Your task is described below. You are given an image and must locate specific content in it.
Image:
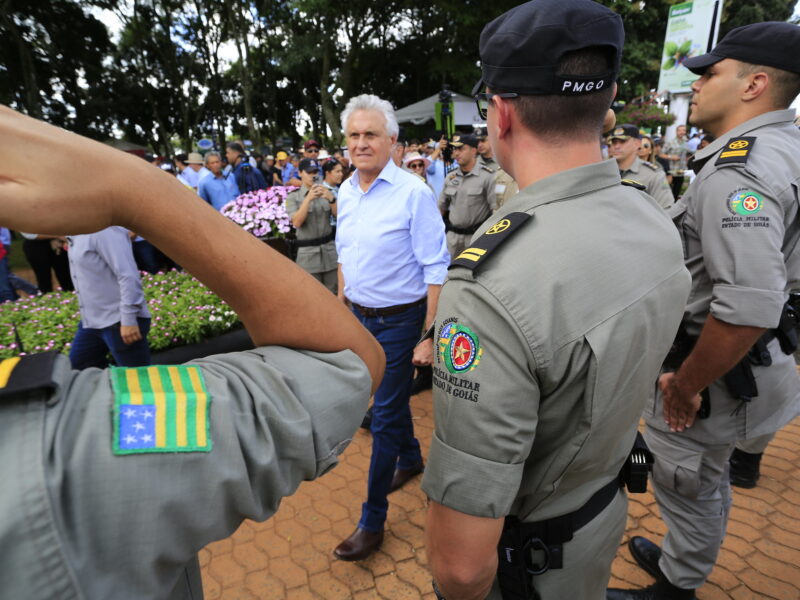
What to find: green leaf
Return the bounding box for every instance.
[664,41,678,56]
[678,40,692,54]
[663,58,676,70]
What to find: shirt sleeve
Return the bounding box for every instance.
[197,180,211,204]
[409,186,450,285]
[649,170,675,209]
[485,172,498,211]
[94,227,146,326]
[421,277,539,518]
[695,168,787,328]
[48,347,371,597]
[285,190,300,217]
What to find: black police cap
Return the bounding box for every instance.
[298,158,320,173]
[451,134,479,148]
[475,0,623,96]
[684,22,800,75]
[607,123,641,140]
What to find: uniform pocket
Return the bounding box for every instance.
[648,433,703,499]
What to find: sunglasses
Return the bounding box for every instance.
[474,91,520,120]
[306,148,319,154]
[409,162,425,169]
[642,144,652,149]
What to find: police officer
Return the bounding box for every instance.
[475,126,498,170]
[285,157,338,293]
[0,105,384,600]
[608,123,674,208]
[608,22,800,600]
[420,2,690,599]
[439,133,497,258]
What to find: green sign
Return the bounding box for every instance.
[434,102,455,137]
[657,0,721,94]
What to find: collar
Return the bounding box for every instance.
[509,159,621,212]
[620,156,640,174]
[349,159,396,192]
[692,109,797,170]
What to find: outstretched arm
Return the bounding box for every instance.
[0,105,384,390]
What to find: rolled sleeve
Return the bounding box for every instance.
[421,278,538,518]
[409,187,449,285]
[697,170,787,328]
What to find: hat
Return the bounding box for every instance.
[304,139,320,150]
[683,22,800,75]
[276,151,288,160]
[450,134,479,148]
[160,162,175,172]
[298,158,320,173]
[607,123,641,141]
[473,0,623,96]
[318,149,330,160]
[403,152,431,169]
[186,152,203,164]
[474,127,488,140]
[266,155,274,160]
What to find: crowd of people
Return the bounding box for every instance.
[0,3,798,600]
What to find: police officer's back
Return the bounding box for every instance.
[421,2,690,599]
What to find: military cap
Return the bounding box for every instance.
[474,127,488,140]
[451,134,479,148]
[474,0,623,96]
[684,22,800,75]
[607,123,641,141]
[298,158,320,173]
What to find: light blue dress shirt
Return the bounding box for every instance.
[336,159,449,308]
[198,173,239,211]
[67,227,150,329]
[426,159,446,199]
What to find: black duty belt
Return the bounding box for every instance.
[446,222,481,235]
[351,296,426,318]
[295,232,334,248]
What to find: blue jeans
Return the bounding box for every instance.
[0,257,16,303]
[353,301,425,532]
[69,318,152,370]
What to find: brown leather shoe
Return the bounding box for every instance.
[333,528,384,561]
[390,462,424,493]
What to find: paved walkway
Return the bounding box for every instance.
[201,389,800,600]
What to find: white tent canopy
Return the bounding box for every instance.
[394,92,485,127]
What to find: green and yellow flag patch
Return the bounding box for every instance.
[110,365,212,455]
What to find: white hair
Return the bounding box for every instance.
[341,94,399,139]
[204,151,221,165]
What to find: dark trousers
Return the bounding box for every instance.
[22,238,73,292]
[670,174,685,199]
[69,317,152,370]
[0,257,16,303]
[353,301,425,532]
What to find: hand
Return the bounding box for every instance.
[120,324,143,345]
[659,372,702,432]
[412,338,434,367]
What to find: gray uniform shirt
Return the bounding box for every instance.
[285,185,338,274]
[620,156,674,209]
[68,226,150,328]
[422,160,690,524]
[438,164,497,229]
[649,109,800,443]
[0,347,370,599]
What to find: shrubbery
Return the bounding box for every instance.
[0,270,240,359]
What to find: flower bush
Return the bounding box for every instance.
[221,186,295,238]
[0,270,241,359]
[614,102,675,133]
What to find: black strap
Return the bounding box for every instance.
[295,232,335,248]
[446,222,481,235]
[0,351,59,401]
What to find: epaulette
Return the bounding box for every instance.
[621,179,646,190]
[450,212,532,272]
[481,165,496,174]
[640,161,659,171]
[447,172,458,180]
[715,136,756,166]
[0,352,59,401]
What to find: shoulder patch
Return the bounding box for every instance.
[111,365,212,455]
[449,211,532,272]
[621,179,646,191]
[715,136,756,166]
[0,352,59,400]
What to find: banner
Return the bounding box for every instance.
[657,0,721,94]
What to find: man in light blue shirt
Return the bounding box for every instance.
[333,94,449,562]
[198,151,239,211]
[67,226,151,369]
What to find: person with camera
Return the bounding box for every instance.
[285,157,338,293]
[226,141,266,194]
[608,21,800,600]
[0,103,385,600]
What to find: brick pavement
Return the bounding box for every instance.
[201,390,800,599]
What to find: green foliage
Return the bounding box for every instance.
[615,102,676,132]
[0,270,240,360]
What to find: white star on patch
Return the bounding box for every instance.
[124,435,137,445]
[142,409,154,419]
[141,434,153,443]
[123,408,137,419]
[133,422,145,432]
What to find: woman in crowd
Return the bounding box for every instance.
[637,135,657,165]
[20,232,74,293]
[284,158,338,293]
[403,152,434,193]
[322,159,345,233]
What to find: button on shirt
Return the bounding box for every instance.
[67,227,150,329]
[336,159,450,308]
[198,173,239,211]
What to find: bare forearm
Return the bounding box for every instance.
[425,284,441,329]
[675,314,765,395]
